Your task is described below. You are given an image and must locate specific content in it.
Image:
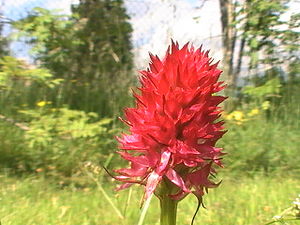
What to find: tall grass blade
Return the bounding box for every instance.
[137,194,153,225]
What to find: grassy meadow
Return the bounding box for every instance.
[0,115,299,225]
[0,174,299,225]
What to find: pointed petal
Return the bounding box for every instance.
[144,171,162,200]
[156,150,171,174]
[115,183,134,191]
[165,168,190,192]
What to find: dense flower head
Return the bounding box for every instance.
[115,41,226,201]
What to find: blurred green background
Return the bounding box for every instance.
[0,0,299,224]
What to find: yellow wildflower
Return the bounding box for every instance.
[248,108,260,117]
[36,101,52,107]
[36,101,46,107]
[225,110,245,124]
[262,101,270,110]
[232,110,244,121]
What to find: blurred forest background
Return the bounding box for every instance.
[0,0,299,224]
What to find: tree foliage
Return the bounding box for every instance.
[12,0,134,115]
[72,0,133,79]
[0,56,62,90]
[219,0,300,90]
[0,2,134,175]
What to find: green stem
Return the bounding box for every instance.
[159,196,178,225]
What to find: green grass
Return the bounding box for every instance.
[0,174,299,225]
[220,118,300,176]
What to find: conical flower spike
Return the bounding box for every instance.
[115,42,226,222]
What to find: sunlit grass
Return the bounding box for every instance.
[0,174,299,225]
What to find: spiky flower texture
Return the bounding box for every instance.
[115,42,226,205]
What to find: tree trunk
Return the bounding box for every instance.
[219,0,237,110]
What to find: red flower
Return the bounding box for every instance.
[115,41,226,201]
